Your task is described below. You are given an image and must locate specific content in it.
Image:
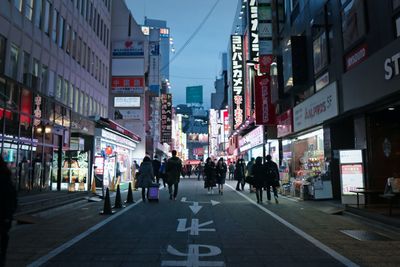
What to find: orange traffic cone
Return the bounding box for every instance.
[91,178,97,194]
[100,188,114,215]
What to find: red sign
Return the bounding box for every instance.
[255,75,276,125]
[259,55,273,74]
[193,147,204,156]
[108,120,141,142]
[111,77,144,93]
[345,44,367,71]
[20,89,32,126]
[277,109,293,138]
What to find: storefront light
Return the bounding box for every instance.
[44,125,52,134]
[296,129,323,141]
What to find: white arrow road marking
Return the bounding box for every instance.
[189,202,203,215]
[210,200,220,206]
[162,244,224,266]
[177,218,216,236]
[181,197,220,206]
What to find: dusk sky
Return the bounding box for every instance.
[126,0,238,108]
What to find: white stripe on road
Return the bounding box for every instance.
[27,196,147,266]
[226,184,359,267]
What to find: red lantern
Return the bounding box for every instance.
[105,146,113,155]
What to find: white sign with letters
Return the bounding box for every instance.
[293,82,338,132]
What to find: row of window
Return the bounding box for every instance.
[11,0,110,87]
[1,34,107,118]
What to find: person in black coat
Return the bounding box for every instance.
[216,158,227,195]
[152,155,161,184]
[204,158,216,194]
[0,156,17,266]
[265,155,279,203]
[235,158,246,191]
[252,157,267,203]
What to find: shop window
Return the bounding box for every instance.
[63,108,70,128]
[34,0,42,28]
[54,104,63,126]
[0,35,6,75]
[341,0,367,51]
[45,100,54,123]
[10,43,20,80]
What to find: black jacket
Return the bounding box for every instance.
[265,161,279,185]
[251,163,267,188]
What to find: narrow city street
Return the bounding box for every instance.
[6,178,400,267]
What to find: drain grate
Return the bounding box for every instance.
[340,230,392,241]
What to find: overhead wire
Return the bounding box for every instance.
[160,0,221,72]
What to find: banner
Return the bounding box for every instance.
[111,77,144,93]
[160,94,172,144]
[231,35,245,129]
[255,75,276,125]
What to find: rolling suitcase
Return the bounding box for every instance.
[147,183,160,202]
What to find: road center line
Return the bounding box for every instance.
[225,183,359,267]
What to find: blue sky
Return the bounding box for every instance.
[126,0,237,108]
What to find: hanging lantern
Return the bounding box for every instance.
[105,146,113,155]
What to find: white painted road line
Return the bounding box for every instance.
[226,183,360,267]
[27,199,143,267]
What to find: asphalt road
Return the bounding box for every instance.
[26,178,355,267]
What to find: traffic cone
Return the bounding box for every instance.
[125,182,135,203]
[113,184,124,209]
[100,188,114,215]
[91,177,97,194]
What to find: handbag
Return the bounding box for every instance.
[245,175,254,185]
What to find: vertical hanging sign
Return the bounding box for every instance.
[161,93,172,144]
[248,0,259,63]
[231,35,245,130]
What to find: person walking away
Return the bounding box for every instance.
[0,156,18,266]
[152,155,161,185]
[197,162,204,181]
[159,158,167,188]
[228,161,235,180]
[265,155,280,203]
[252,157,267,203]
[235,159,246,191]
[204,158,217,194]
[246,158,255,193]
[137,156,154,202]
[166,150,182,200]
[132,160,139,190]
[216,158,227,195]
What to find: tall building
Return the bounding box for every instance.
[0,0,112,191]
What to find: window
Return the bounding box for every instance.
[34,0,42,28]
[97,13,100,36]
[313,33,328,74]
[106,28,109,49]
[79,90,84,114]
[58,16,65,48]
[91,51,94,75]
[76,0,80,9]
[89,2,93,26]
[63,80,69,104]
[396,14,400,38]
[74,87,79,112]
[103,25,106,46]
[85,0,90,21]
[93,9,97,32]
[13,0,23,12]
[43,0,51,35]
[51,9,58,43]
[69,83,74,108]
[77,36,82,63]
[341,0,367,50]
[87,46,91,72]
[10,43,19,80]
[23,51,31,85]
[81,0,86,17]
[100,19,103,41]
[89,97,93,115]
[0,35,6,74]
[55,75,62,100]
[84,93,89,116]
[41,65,48,93]
[65,24,71,53]
[25,0,34,20]
[82,42,86,68]
[72,31,77,59]
[393,0,400,10]
[33,58,40,77]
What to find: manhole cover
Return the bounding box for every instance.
[340,230,392,241]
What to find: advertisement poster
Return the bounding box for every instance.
[340,164,364,195]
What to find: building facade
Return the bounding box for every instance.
[0,0,111,191]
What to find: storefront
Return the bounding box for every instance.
[279,82,339,200]
[93,119,140,191]
[341,37,400,204]
[0,75,71,192]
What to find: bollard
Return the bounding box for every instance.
[113,184,125,209]
[125,182,135,203]
[100,188,114,215]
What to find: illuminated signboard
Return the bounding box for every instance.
[111,77,144,93]
[160,94,172,144]
[114,97,141,108]
[141,26,150,36]
[160,28,169,38]
[248,0,259,62]
[231,35,245,129]
[112,40,144,57]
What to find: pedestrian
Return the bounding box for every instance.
[252,157,267,203]
[166,150,183,200]
[235,158,246,191]
[137,156,154,202]
[152,155,161,185]
[0,156,18,266]
[246,158,256,193]
[132,160,139,190]
[197,162,204,181]
[216,158,227,195]
[159,158,167,188]
[204,157,217,194]
[265,155,280,203]
[228,161,235,180]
